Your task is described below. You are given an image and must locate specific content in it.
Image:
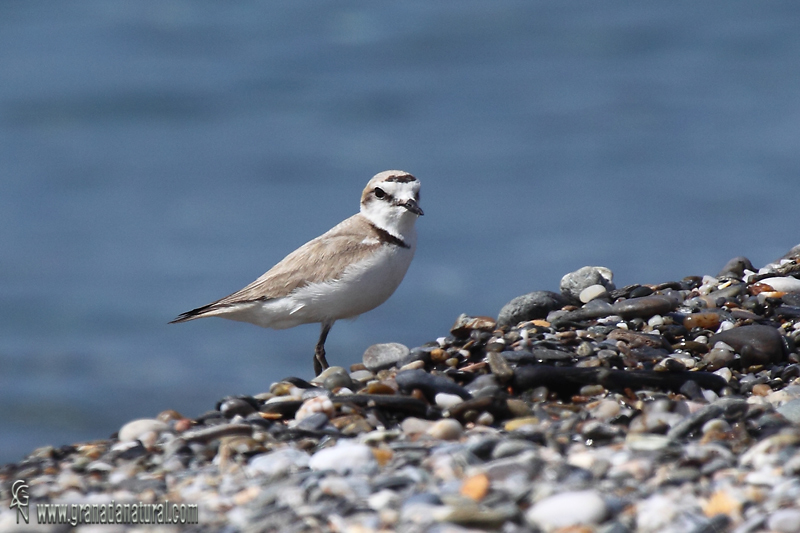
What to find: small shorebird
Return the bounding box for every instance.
[171,170,423,375]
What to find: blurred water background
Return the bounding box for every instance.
[2,1,800,464]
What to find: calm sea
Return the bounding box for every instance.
[2,1,800,463]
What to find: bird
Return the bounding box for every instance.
[170,170,423,375]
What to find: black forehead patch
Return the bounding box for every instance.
[385,173,417,183]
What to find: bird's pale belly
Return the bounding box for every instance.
[242,245,414,329]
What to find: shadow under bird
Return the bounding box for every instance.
[170,170,423,375]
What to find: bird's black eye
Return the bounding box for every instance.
[374,187,386,199]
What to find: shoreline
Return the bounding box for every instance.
[2,245,800,532]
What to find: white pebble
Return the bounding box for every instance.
[425,419,463,440]
[717,320,735,332]
[118,419,169,443]
[349,370,375,383]
[760,277,800,293]
[768,509,800,533]
[476,412,494,426]
[592,399,621,421]
[714,367,733,381]
[435,392,464,409]
[319,475,370,499]
[702,389,719,403]
[249,447,310,478]
[294,395,334,422]
[368,489,400,511]
[526,490,607,529]
[401,417,434,436]
[309,441,377,474]
[648,315,664,328]
[579,284,608,303]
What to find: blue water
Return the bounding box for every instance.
[2,2,800,464]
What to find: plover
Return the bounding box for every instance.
[171,170,423,375]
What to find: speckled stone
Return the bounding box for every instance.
[363,343,410,372]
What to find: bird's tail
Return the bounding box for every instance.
[169,303,219,324]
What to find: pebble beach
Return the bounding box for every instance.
[3,245,800,533]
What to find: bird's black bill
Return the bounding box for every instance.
[402,199,424,216]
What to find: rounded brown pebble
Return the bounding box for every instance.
[174,419,194,433]
[157,409,184,423]
[430,348,448,364]
[751,383,772,396]
[683,312,721,330]
[365,382,396,395]
[504,416,539,431]
[371,447,393,467]
[461,473,490,501]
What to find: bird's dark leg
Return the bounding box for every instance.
[314,321,333,375]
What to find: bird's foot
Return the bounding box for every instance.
[314,347,329,376]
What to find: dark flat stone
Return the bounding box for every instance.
[497,291,567,327]
[395,369,472,401]
[446,395,513,422]
[611,295,679,320]
[332,393,430,419]
[218,398,257,419]
[717,256,754,279]
[550,295,678,327]
[182,423,253,443]
[711,324,786,366]
[259,400,304,418]
[512,365,727,397]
